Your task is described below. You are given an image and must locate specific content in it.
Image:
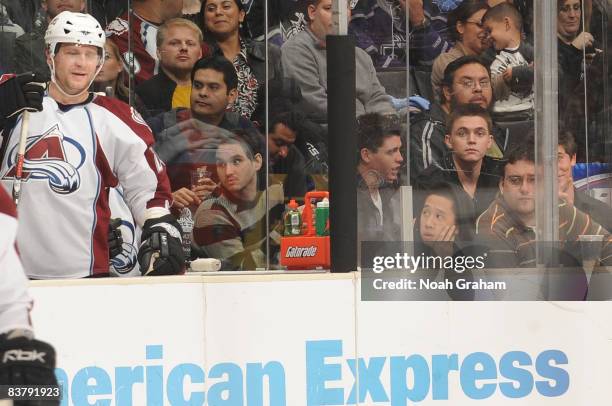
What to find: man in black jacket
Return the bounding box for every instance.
[415,104,504,226]
[357,112,403,242]
[136,17,203,117]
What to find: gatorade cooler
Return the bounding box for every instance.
[280,191,331,270]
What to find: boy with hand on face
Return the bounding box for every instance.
[482,2,534,114]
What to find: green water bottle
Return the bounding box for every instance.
[284,199,302,236]
[315,198,329,236]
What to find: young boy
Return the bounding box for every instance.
[482,3,534,114]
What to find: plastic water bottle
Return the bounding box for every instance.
[177,207,194,259]
[315,197,329,236]
[284,199,302,236]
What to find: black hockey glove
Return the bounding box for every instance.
[0,72,46,122]
[0,331,59,406]
[138,214,185,276]
[108,218,124,259]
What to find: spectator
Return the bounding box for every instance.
[350,0,454,69]
[198,0,282,123]
[136,18,204,117]
[431,0,490,100]
[148,56,256,138]
[414,182,479,300]
[105,0,184,84]
[415,104,504,222]
[192,130,285,270]
[1,0,42,33]
[357,113,403,241]
[557,128,612,232]
[410,56,509,182]
[482,2,534,115]
[266,105,311,201]
[0,2,24,73]
[556,0,598,117]
[476,140,612,268]
[92,40,149,117]
[281,0,393,123]
[13,0,85,78]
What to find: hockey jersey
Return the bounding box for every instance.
[105,12,159,85]
[0,93,173,279]
[0,187,32,335]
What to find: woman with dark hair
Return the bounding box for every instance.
[431,0,490,98]
[93,40,150,118]
[197,0,282,125]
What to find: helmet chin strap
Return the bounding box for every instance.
[48,50,106,100]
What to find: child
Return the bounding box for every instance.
[482,3,534,115]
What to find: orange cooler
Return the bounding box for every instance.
[280,191,331,270]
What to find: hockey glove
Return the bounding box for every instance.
[0,72,46,121]
[0,331,59,406]
[138,214,185,276]
[108,218,124,259]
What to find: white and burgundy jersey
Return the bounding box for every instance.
[105,12,159,85]
[0,187,33,335]
[0,93,172,279]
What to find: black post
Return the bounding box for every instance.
[327,35,357,273]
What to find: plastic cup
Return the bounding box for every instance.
[191,166,211,189]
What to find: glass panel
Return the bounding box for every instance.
[556,0,612,300]
[272,0,334,272]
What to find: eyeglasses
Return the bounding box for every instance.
[456,79,491,90]
[505,175,536,187]
[559,4,581,14]
[464,19,484,29]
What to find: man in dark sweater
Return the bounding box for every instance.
[415,104,504,225]
[357,112,403,242]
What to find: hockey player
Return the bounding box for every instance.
[0,187,59,405]
[0,11,184,279]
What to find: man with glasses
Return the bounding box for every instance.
[410,55,509,182]
[415,104,503,225]
[475,138,612,269]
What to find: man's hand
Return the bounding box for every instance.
[0,72,46,122]
[172,180,217,209]
[138,214,185,276]
[571,31,594,51]
[154,118,235,163]
[0,331,59,406]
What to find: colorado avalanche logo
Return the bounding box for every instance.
[110,219,139,274]
[4,125,85,194]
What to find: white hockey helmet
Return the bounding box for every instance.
[45,11,105,58]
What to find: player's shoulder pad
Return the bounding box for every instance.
[92,95,154,142]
